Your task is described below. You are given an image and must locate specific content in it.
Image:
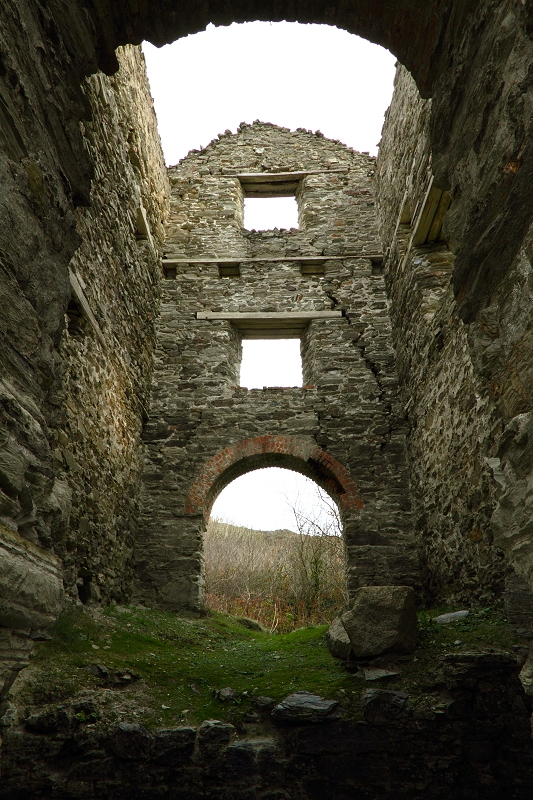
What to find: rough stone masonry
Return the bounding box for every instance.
[2,2,533,792]
[135,122,417,611]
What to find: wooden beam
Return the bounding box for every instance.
[412,177,452,247]
[196,310,343,339]
[197,311,342,321]
[68,269,106,349]
[162,254,383,266]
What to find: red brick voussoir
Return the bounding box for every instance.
[185,435,362,516]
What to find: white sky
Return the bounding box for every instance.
[143,21,396,167]
[211,467,334,532]
[144,21,394,530]
[244,196,299,231]
[240,339,302,388]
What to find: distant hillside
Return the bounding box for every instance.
[208,519,297,541]
[204,516,346,633]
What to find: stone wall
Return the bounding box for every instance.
[0,38,168,696]
[375,65,533,615]
[2,654,532,799]
[55,46,168,605]
[136,123,416,612]
[1,0,532,635]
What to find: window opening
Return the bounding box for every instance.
[240,339,302,388]
[244,196,299,231]
[206,467,345,632]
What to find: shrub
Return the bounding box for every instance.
[204,495,346,633]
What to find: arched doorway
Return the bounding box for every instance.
[186,435,362,520]
[205,465,346,631]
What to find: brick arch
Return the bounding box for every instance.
[185,435,362,518]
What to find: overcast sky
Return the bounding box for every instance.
[143,22,396,166]
[143,22,395,531]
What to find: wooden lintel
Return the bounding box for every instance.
[196,309,343,339]
[413,181,443,247]
[197,311,342,321]
[244,187,300,198]
[427,190,451,243]
[412,178,452,247]
[224,169,348,179]
[162,254,382,266]
[68,269,106,349]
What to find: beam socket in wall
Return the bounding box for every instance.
[300,262,325,277]
[163,265,177,279]
[218,263,240,278]
[66,297,85,338]
[371,256,384,275]
[77,574,92,605]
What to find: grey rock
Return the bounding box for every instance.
[109,722,153,759]
[87,663,109,679]
[216,686,237,702]
[25,706,75,734]
[433,610,469,624]
[354,668,400,681]
[0,525,63,631]
[341,585,417,657]
[197,719,235,755]
[253,695,276,711]
[519,651,533,697]
[271,691,341,723]
[0,704,17,727]
[326,616,353,660]
[363,689,411,724]
[151,727,196,765]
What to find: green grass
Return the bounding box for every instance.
[20,606,350,729]
[17,601,521,731]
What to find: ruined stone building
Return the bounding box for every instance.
[136,123,416,612]
[2,1,533,796]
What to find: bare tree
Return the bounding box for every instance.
[286,486,346,615]
[203,488,346,631]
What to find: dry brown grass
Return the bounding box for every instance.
[204,514,347,633]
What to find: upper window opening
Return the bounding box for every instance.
[244,196,299,231]
[240,339,302,388]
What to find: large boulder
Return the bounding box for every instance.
[340,585,417,658]
[326,616,353,660]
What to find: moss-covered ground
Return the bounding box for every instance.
[15,601,522,731]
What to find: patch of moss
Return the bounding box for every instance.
[16,601,521,730]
